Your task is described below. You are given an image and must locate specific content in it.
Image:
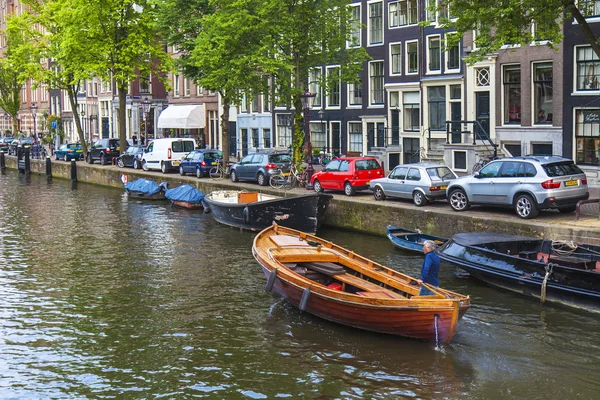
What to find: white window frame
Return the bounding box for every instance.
[452,150,468,172]
[367,0,383,46]
[347,72,363,108]
[309,67,322,108]
[426,35,442,75]
[347,4,362,48]
[348,121,364,153]
[574,45,600,94]
[369,60,385,106]
[326,66,341,109]
[445,34,461,73]
[389,42,402,76]
[405,40,419,75]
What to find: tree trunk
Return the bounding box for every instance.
[117,84,128,152]
[67,85,88,155]
[220,93,230,164]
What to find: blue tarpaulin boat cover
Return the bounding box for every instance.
[165,184,205,204]
[125,178,162,196]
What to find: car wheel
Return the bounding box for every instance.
[161,162,168,174]
[413,191,428,207]
[515,194,539,219]
[63,154,68,162]
[55,154,59,161]
[558,206,577,213]
[373,186,386,201]
[314,179,323,193]
[117,158,124,168]
[257,172,267,186]
[142,160,149,171]
[87,153,93,164]
[449,189,470,211]
[179,166,185,176]
[133,160,140,169]
[344,182,355,196]
[100,154,106,165]
[230,170,238,182]
[196,167,202,179]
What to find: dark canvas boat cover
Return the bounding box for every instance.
[452,232,539,246]
[165,184,205,204]
[125,178,162,195]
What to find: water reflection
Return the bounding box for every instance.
[0,169,599,399]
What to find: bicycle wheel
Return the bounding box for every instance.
[471,161,484,174]
[269,174,285,189]
[209,166,223,179]
[297,172,308,188]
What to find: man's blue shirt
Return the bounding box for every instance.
[420,251,440,287]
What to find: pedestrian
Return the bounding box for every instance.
[417,240,440,296]
[140,134,145,146]
[132,132,138,145]
[537,110,546,123]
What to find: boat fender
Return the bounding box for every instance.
[265,269,277,292]
[243,206,250,224]
[299,287,311,311]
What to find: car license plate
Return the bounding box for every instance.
[441,185,448,190]
[172,161,180,166]
[76,150,82,153]
[366,181,370,185]
[565,179,578,187]
[211,161,217,165]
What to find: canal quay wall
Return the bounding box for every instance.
[4,155,600,243]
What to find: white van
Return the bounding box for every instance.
[142,138,197,173]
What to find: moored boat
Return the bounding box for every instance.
[203,190,332,234]
[165,184,205,209]
[437,232,600,313]
[124,178,169,200]
[252,223,470,343]
[386,226,447,254]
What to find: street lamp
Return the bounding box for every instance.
[80,108,86,144]
[30,103,38,142]
[141,97,151,144]
[299,88,316,189]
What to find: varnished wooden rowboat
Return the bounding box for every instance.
[252,223,470,344]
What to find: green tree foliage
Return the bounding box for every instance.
[439,0,600,63]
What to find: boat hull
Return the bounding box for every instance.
[204,192,332,234]
[171,200,204,209]
[386,226,447,254]
[437,233,600,313]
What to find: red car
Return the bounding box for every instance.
[311,157,385,196]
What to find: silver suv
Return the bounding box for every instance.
[446,156,589,219]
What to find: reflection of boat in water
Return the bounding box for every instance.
[386,226,447,254]
[164,184,205,210]
[437,232,600,313]
[203,190,332,234]
[252,223,470,343]
[124,178,168,200]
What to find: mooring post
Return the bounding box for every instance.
[70,159,77,182]
[0,151,5,169]
[46,156,52,177]
[24,149,31,174]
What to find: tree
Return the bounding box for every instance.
[0,60,24,135]
[438,0,600,62]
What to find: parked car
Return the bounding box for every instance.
[369,163,458,206]
[446,156,589,219]
[87,138,120,165]
[312,157,385,196]
[117,145,145,169]
[141,138,197,173]
[230,151,292,186]
[179,149,223,177]
[0,137,14,152]
[8,138,34,155]
[55,143,84,161]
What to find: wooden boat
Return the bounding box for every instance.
[386,226,447,254]
[203,190,332,234]
[437,232,600,313]
[252,223,470,343]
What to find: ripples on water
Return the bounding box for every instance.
[0,170,599,399]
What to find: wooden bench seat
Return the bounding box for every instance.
[333,273,405,299]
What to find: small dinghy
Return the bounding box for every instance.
[165,184,205,209]
[386,226,447,254]
[124,178,168,200]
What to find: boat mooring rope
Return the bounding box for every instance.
[540,263,554,303]
[551,240,578,255]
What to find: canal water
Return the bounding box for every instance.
[0,170,598,399]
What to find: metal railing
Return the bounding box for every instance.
[445,120,498,159]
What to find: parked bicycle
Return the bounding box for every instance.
[269,164,309,190]
[209,160,232,179]
[471,157,491,174]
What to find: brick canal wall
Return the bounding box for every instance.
[3,155,600,243]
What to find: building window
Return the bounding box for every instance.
[406,41,418,74]
[476,67,490,86]
[184,77,191,96]
[263,128,271,149]
[326,67,340,107]
[504,66,521,124]
[277,114,292,147]
[580,0,600,17]
[447,38,460,70]
[309,68,322,108]
[348,73,362,106]
[533,62,553,125]
[428,86,446,131]
[348,122,363,152]
[140,76,150,93]
[453,151,467,171]
[426,0,436,22]
[390,43,402,75]
[575,109,600,164]
[576,46,600,90]
[174,73,180,96]
[252,128,259,149]
[349,5,361,47]
[389,1,418,27]
[403,91,420,132]
[310,122,327,150]
[428,36,441,72]
[368,2,383,45]
[369,61,384,105]
[389,2,399,27]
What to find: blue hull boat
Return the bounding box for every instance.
[386,226,447,254]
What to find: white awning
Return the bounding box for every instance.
[157,105,206,129]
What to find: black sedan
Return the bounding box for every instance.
[117,145,144,169]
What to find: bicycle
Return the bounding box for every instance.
[209,160,227,179]
[471,157,490,174]
[269,164,308,190]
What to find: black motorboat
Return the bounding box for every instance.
[437,232,600,313]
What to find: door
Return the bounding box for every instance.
[236,154,254,178]
[391,110,400,146]
[317,159,340,188]
[367,122,374,151]
[403,167,422,199]
[241,129,248,157]
[470,161,502,203]
[386,166,408,197]
[475,92,490,141]
[335,159,351,190]
[331,122,341,156]
[388,153,400,170]
[494,161,525,204]
[451,102,462,144]
[376,122,385,147]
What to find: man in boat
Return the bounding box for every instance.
[418,240,440,296]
